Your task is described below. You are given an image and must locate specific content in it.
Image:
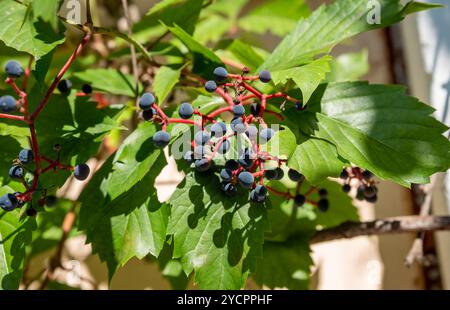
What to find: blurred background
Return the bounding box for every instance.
[25,0,450,290]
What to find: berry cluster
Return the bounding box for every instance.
[340,168,378,203]
[138,66,329,210]
[0,60,92,215]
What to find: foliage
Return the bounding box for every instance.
[0,0,448,291]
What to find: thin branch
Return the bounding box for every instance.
[310,216,450,244]
[85,0,93,25]
[121,0,139,100]
[405,175,437,266]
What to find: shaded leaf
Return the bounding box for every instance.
[0,0,65,60]
[167,172,267,289]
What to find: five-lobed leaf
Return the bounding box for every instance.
[0,0,65,60]
[295,82,450,187]
[79,151,169,279]
[262,0,438,71]
[167,172,268,290]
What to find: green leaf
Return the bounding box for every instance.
[0,0,65,60]
[134,0,204,35]
[0,187,35,289]
[226,40,265,72]
[31,0,64,31]
[262,0,436,71]
[266,179,358,241]
[107,123,165,201]
[72,69,140,97]
[272,55,332,103]
[288,133,345,184]
[79,152,169,279]
[239,0,310,36]
[165,24,223,77]
[167,172,268,290]
[255,239,313,290]
[327,50,369,82]
[297,82,450,186]
[193,15,232,45]
[153,65,182,104]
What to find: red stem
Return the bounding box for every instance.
[31,32,92,121]
[266,93,298,103]
[241,82,262,98]
[22,56,33,91]
[207,106,232,119]
[167,118,202,127]
[215,87,234,106]
[0,113,25,121]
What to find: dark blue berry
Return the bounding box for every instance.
[213,67,228,82]
[221,182,238,196]
[225,160,240,171]
[259,70,271,83]
[195,158,211,172]
[238,171,254,188]
[259,128,275,144]
[233,105,245,117]
[18,149,34,164]
[362,170,374,180]
[179,102,194,119]
[211,122,227,137]
[139,93,156,110]
[5,60,24,78]
[0,95,17,113]
[143,108,157,121]
[295,101,303,110]
[274,168,284,180]
[250,103,260,116]
[250,189,266,203]
[231,117,246,134]
[82,84,93,94]
[217,140,230,154]
[356,185,365,201]
[220,168,233,182]
[194,145,206,158]
[239,148,254,168]
[363,186,377,199]
[153,131,170,148]
[26,208,37,217]
[365,194,378,203]
[245,125,258,140]
[294,194,306,207]
[264,169,278,180]
[288,169,304,182]
[57,79,72,94]
[319,188,328,199]
[254,185,267,197]
[9,165,24,179]
[318,199,329,212]
[183,151,194,164]
[340,169,349,180]
[45,195,58,207]
[205,80,217,93]
[74,163,90,181]
[0,193,18,212]
[342,184,351,193]
[195,130,211,145]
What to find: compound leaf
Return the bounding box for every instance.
[0,0,65,60]
[167,172,267,290]
[295,82,450,187]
